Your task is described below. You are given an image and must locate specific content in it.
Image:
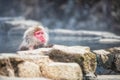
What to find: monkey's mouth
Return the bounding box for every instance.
[35,35,46,43]
[38,37,46,43]
[40,39,46,43]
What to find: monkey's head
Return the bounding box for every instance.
[20,25,49,50]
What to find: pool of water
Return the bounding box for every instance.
[0,29,120,53]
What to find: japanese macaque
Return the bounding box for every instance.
[19,25,49,50]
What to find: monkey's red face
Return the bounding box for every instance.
[34,30,46,43]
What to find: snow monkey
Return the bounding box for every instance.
[19,25,49,50]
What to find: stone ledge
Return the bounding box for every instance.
[93,47,120,75]
[0,45,120,80]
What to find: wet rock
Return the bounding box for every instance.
[17,45,97,79]
[114,54,120,71]
[1,45,120,79]
[0,53,51,77]
[49,45,97,78]
[108,47,120,72]
[107,47,120,54]
[93,49,113,69]
[1,53,51,66]
[0,56,15,77]
[93,47,120,74]
[41,62,82,80]
[18,61,41,77]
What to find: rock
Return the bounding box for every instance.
[0,56,15,77]
[108,47,120,72]
[41,62,82,80]
[0,51,84,79]
[18,61,41,77]
[0,53,52,77]
[93,47,120,74]
[1,52,52,66]
[93,49,112,68]
[93,49,114,75]
[1,45,120,79]
[114,54,120,71]
[49,45,97,78]
[107,47,120,53]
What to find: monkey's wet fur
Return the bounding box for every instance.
[19,25,49,50]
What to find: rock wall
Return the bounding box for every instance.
[0,45,120,80]
[94,47,120,75]
[0,45,85,80]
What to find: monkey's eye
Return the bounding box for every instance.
[39,31,44,34]
[35,31,44,35]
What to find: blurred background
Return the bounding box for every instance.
[0,0,120,52]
